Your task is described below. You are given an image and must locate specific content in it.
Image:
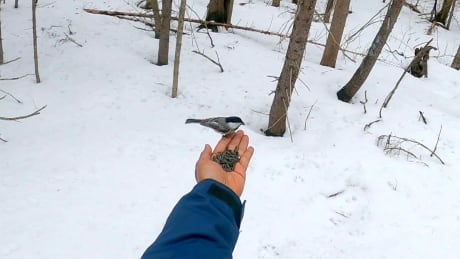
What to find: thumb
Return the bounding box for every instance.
[199,144,212,161]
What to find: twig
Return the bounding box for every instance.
[304,101,316,130]
[0,136,7,142]
[0,89,22,103]
[327,190,345,198]
[431,125,442,157]
[282,97,293,143]
[379,39,433,118]
[192,50,224,72]
[363,119,381,131]
[0,74,33,81]
[404,1,422,14]
[0,57,21,65]
[419,111,427,124]
[360,90,368,114]
[377,133,445,164]
[0,105,47,121]
[63,32,83,47]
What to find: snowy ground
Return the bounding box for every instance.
[1,0,460,258]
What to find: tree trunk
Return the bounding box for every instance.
[320,0,350,68]
[337,0,403,103]
[272,0,281,7]
[452,45,460,70]
[445,0,457,29]
[172,0,187,98]
[435,0,455,25]
[157,0,172,65]
[32,0,41,83]
[265,0,317,137]
[15,0,19,8]
[0,1,4,64]
[150,0,162,39]
[323,0,335,23]
[203,0,233,31]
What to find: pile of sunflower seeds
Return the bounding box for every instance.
[213,149,240,172]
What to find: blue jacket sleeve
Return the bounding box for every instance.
[141,179,245,259]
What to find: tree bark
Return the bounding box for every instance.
[337,0,403,103]
[150,0,162,39]
[157,0,172,65]
[15,0,19,8]
[320,0,350,68]
[435,0,455,25]
[0,1,4,64]
[452,45,460,70]
[445,0,457,29]
[172,0,187,98]
[265,0,317,137]
[203,0,234,31]
[32,0,41,83]
[323,0,335,23]
[272,0,281,7]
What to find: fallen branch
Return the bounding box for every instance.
[83,8,368,57]
[0,136,7,142]
[0,74,33,81]
[0,89,22,103]
[404,1,422,14]
[192,50,224,72]
[377,133,445,164]
[0,57,21,65]
[0,105,47,121]
[379,39,433,118]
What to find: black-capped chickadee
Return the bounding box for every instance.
[185,116,245,136]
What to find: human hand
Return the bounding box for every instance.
[195,130,255,197]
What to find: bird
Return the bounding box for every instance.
[185,116,245,136]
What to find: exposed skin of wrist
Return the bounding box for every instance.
[195,130,255,197]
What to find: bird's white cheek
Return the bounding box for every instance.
[227,122,242,129]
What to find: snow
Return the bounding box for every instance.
[1,0,460,258]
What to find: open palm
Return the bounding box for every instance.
[195,130,254,197]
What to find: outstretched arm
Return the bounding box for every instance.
[141,131,254,259]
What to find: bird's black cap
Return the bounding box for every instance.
[225,116,245,125]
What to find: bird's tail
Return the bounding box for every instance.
[185,118,202,124]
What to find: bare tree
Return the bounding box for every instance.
[320,0,350,68]
[32,0,41,83]
[157,0,172,65]
[435,0,456,25]
[172,0,187,98]
[452,44,460,70]
[265,0,317,137]
[0,1,4,64]
[337,0,403,103]
[272,0,281,7]
[323,0,335,23]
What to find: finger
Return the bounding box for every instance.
[236,146,254,171]
[198,144,212,161]
[213,135,234,153]
[236,134,249,154]
[227,130,244,151]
